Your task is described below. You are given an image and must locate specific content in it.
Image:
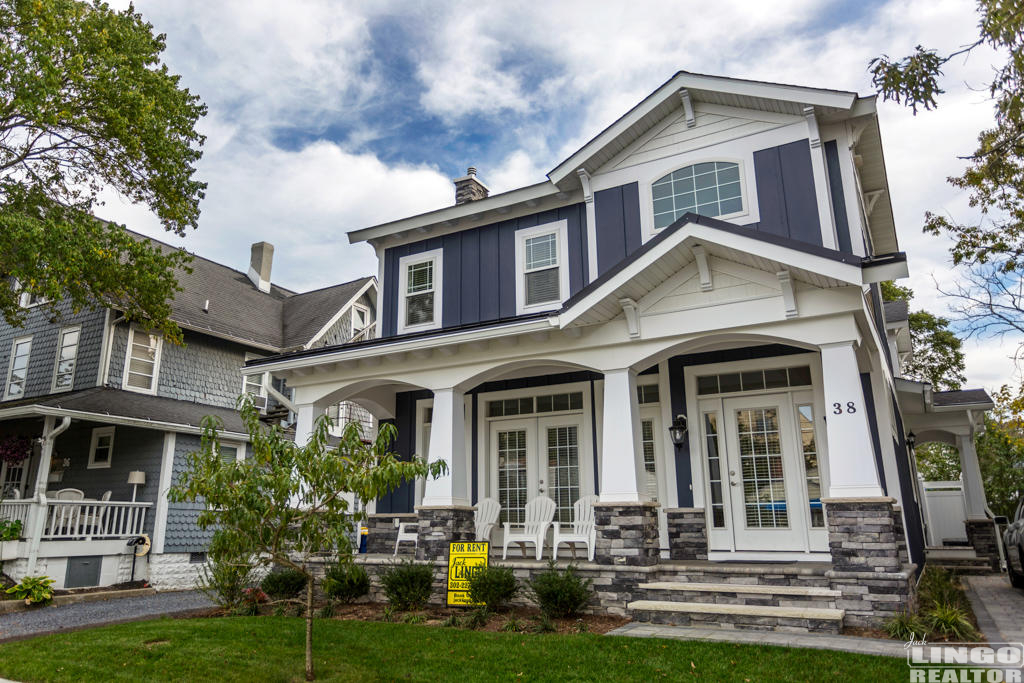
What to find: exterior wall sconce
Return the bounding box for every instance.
[668,415,688,446]
[906,431,916,450]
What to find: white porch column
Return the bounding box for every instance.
[421,387,469,507]
[820,342,885,498]
[294,403,317,447]
[599,368,645,503]
[957,433,988,519]
[27,415,70,573]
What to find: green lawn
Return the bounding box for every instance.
[0,616,913,682]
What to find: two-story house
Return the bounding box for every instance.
[243,73,999,631]
[0,235,376,590]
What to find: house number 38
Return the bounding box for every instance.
[832,402,856,414]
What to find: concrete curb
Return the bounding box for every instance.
[0,587,157,615]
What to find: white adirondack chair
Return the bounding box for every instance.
[475,498,501,543]
[502,496,556,561]
[393,519,418,555]
[552,495,598,561]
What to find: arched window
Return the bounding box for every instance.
[652,161,743,229]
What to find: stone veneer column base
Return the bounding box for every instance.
[593,501,660,566]
[414,506,476,562]
[365,512,418,555]
[665,508,708,560]
[965,519,1000,571]
[824,497,916,628]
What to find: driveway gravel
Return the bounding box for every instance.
[0,590,213,642]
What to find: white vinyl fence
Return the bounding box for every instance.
[918,476,968,546]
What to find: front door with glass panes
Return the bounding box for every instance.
[695,364,828,553]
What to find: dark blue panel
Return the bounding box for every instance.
[752,146,789,238]
[460,229,480,324]
[382,247,398,337]
[479,225,500,321]
[824,140,852,254]
[564,204,584,294]
[442,232,461,328]
[860,372,887,496]
[622,182,643,256]
[890,392,925,572]
[595,185,627,275]
[498,220,516,319]
[777,140,822,246]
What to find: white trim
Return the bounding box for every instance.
[707,550,831,562]
[350,302,371,337]
[242,352,269,411]
[152,431,176,554]
[122,327,163,395]
[4,335,32,400]
[96,309,111,386]
[514,220,571,315]
[577,169,599,283]
[87,426,116,469]
[303,277,378,349]
[0,404,250,441]
[50,325,82,393]
[397,248,443,335]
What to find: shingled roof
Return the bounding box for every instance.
[883,300,909,324]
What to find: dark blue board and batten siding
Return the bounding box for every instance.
[593,139,828,277]
[381,204,588,337]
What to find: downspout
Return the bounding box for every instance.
[26,415,72,573]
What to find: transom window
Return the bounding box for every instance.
[5,336,32,399]
[52,326,81,392]
[515,221,569,315]
[123,328,162,394]
[637,384,660,404]
[487,392,583,418]
[397,250,442,334]
[696,365,811,396]
[653,161,743,229]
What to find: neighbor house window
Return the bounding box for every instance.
[652,161,743,229]
[397,249,442,334]
[123,327,162,394]
[88,426,115,469]
[351,303,371,336]
[515,220,569,315]
[242,354,268,411]
[4,336,32,400]
[52,326,81,392]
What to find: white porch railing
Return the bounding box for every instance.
[349,324,377,344]
[918,477,968,546]
[41,500,151,541]
[0,499,33,527]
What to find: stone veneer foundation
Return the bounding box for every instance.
[415,506,475,562]
[365,512,418,556]
[965,519,1001,571]
[665,508,708,560]
[593,502,660,566]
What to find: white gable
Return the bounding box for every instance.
[640,257,782,317]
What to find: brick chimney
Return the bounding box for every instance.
[454,166,489,205]
[247,241,274,293]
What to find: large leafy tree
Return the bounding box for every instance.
[880,281,966,391]
[170,398,446,681]
[0,0,206,342]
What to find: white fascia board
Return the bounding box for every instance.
[549,72,859,185]
[862,258,908,283]
[242,317,554,375]
[346,182,560,244]
[0,405,250,441]
[304,277,378,350]
[557,222,864,329]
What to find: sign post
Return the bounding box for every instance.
[446,541,489,606]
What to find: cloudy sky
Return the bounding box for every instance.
[103,0,1015,391]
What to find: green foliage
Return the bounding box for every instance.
[925,603,979,640]
[236,588,267,617]
[0,519,22,542]
[528,563,593,619]
[467,565,518,612]
[573,618,589,634]
[884,610,929,641]
[463,607,489,630]
[500,616,525,632]
[0,0,208,342]
[532,613,556,633]
[915,442,962,482]
[379,560,434,612]
[381,605,396,623]
[918,568,968,612]
[5,575,55,605]
[196,551,256,612]
[260,568,308,600]
[316,602,334,619]
[322,562,370,604]
[879,282,966,391]
[440,613,463,628]
[402,612,427,625]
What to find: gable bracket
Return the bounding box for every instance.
[802,106,821,149]
[777,270,798,319]
[692,245,713,291]
[576,168,593,204]
[619,298,641,339]
[678,89,696,128]
[864,189,886,216]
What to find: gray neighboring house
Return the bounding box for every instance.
[0,234,376,589]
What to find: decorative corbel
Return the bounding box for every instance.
[692,245,713,291]
[576,168,593,204]
[678,89,696,128]
[802,106,821,149]
[619,298,641,339]
[777,270,798,319]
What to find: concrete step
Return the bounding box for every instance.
[638,582,840,597]
[627,600,844,634]
[654,561,833,590]
[927,547,979,560]
[636,581,839,609]
[928,563,995,575]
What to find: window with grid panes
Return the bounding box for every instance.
[523,232,561,306]
[52,327,80,391]
[405,260,435,326]
[547,425,580,523]
[652,161,743,229]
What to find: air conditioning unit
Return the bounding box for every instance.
[248,393,268,411]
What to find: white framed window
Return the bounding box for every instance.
[13,280,48,309]
[242,353,268,411]
[651,160,747,231]
[514,220,570,315]
[351,303,371,336]
[88,426,115,469]
[397,249,443,334]
[4,336,32,400]
[51,325,81,392]
[122,327,162,395]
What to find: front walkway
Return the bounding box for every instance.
[964,575,1024,644]
[606,622,907,658]
[0,590,212,642]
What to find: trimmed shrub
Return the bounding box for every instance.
[380,560,433,611]
[467,565,518,612]
[5,575,55,606]
[260,568,308,600]
[528,562,592,618]
[323,563,370,604]
[197,552,256,611]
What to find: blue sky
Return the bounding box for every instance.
[103,0,1015,390]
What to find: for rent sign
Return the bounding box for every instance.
[446,541,489,606]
